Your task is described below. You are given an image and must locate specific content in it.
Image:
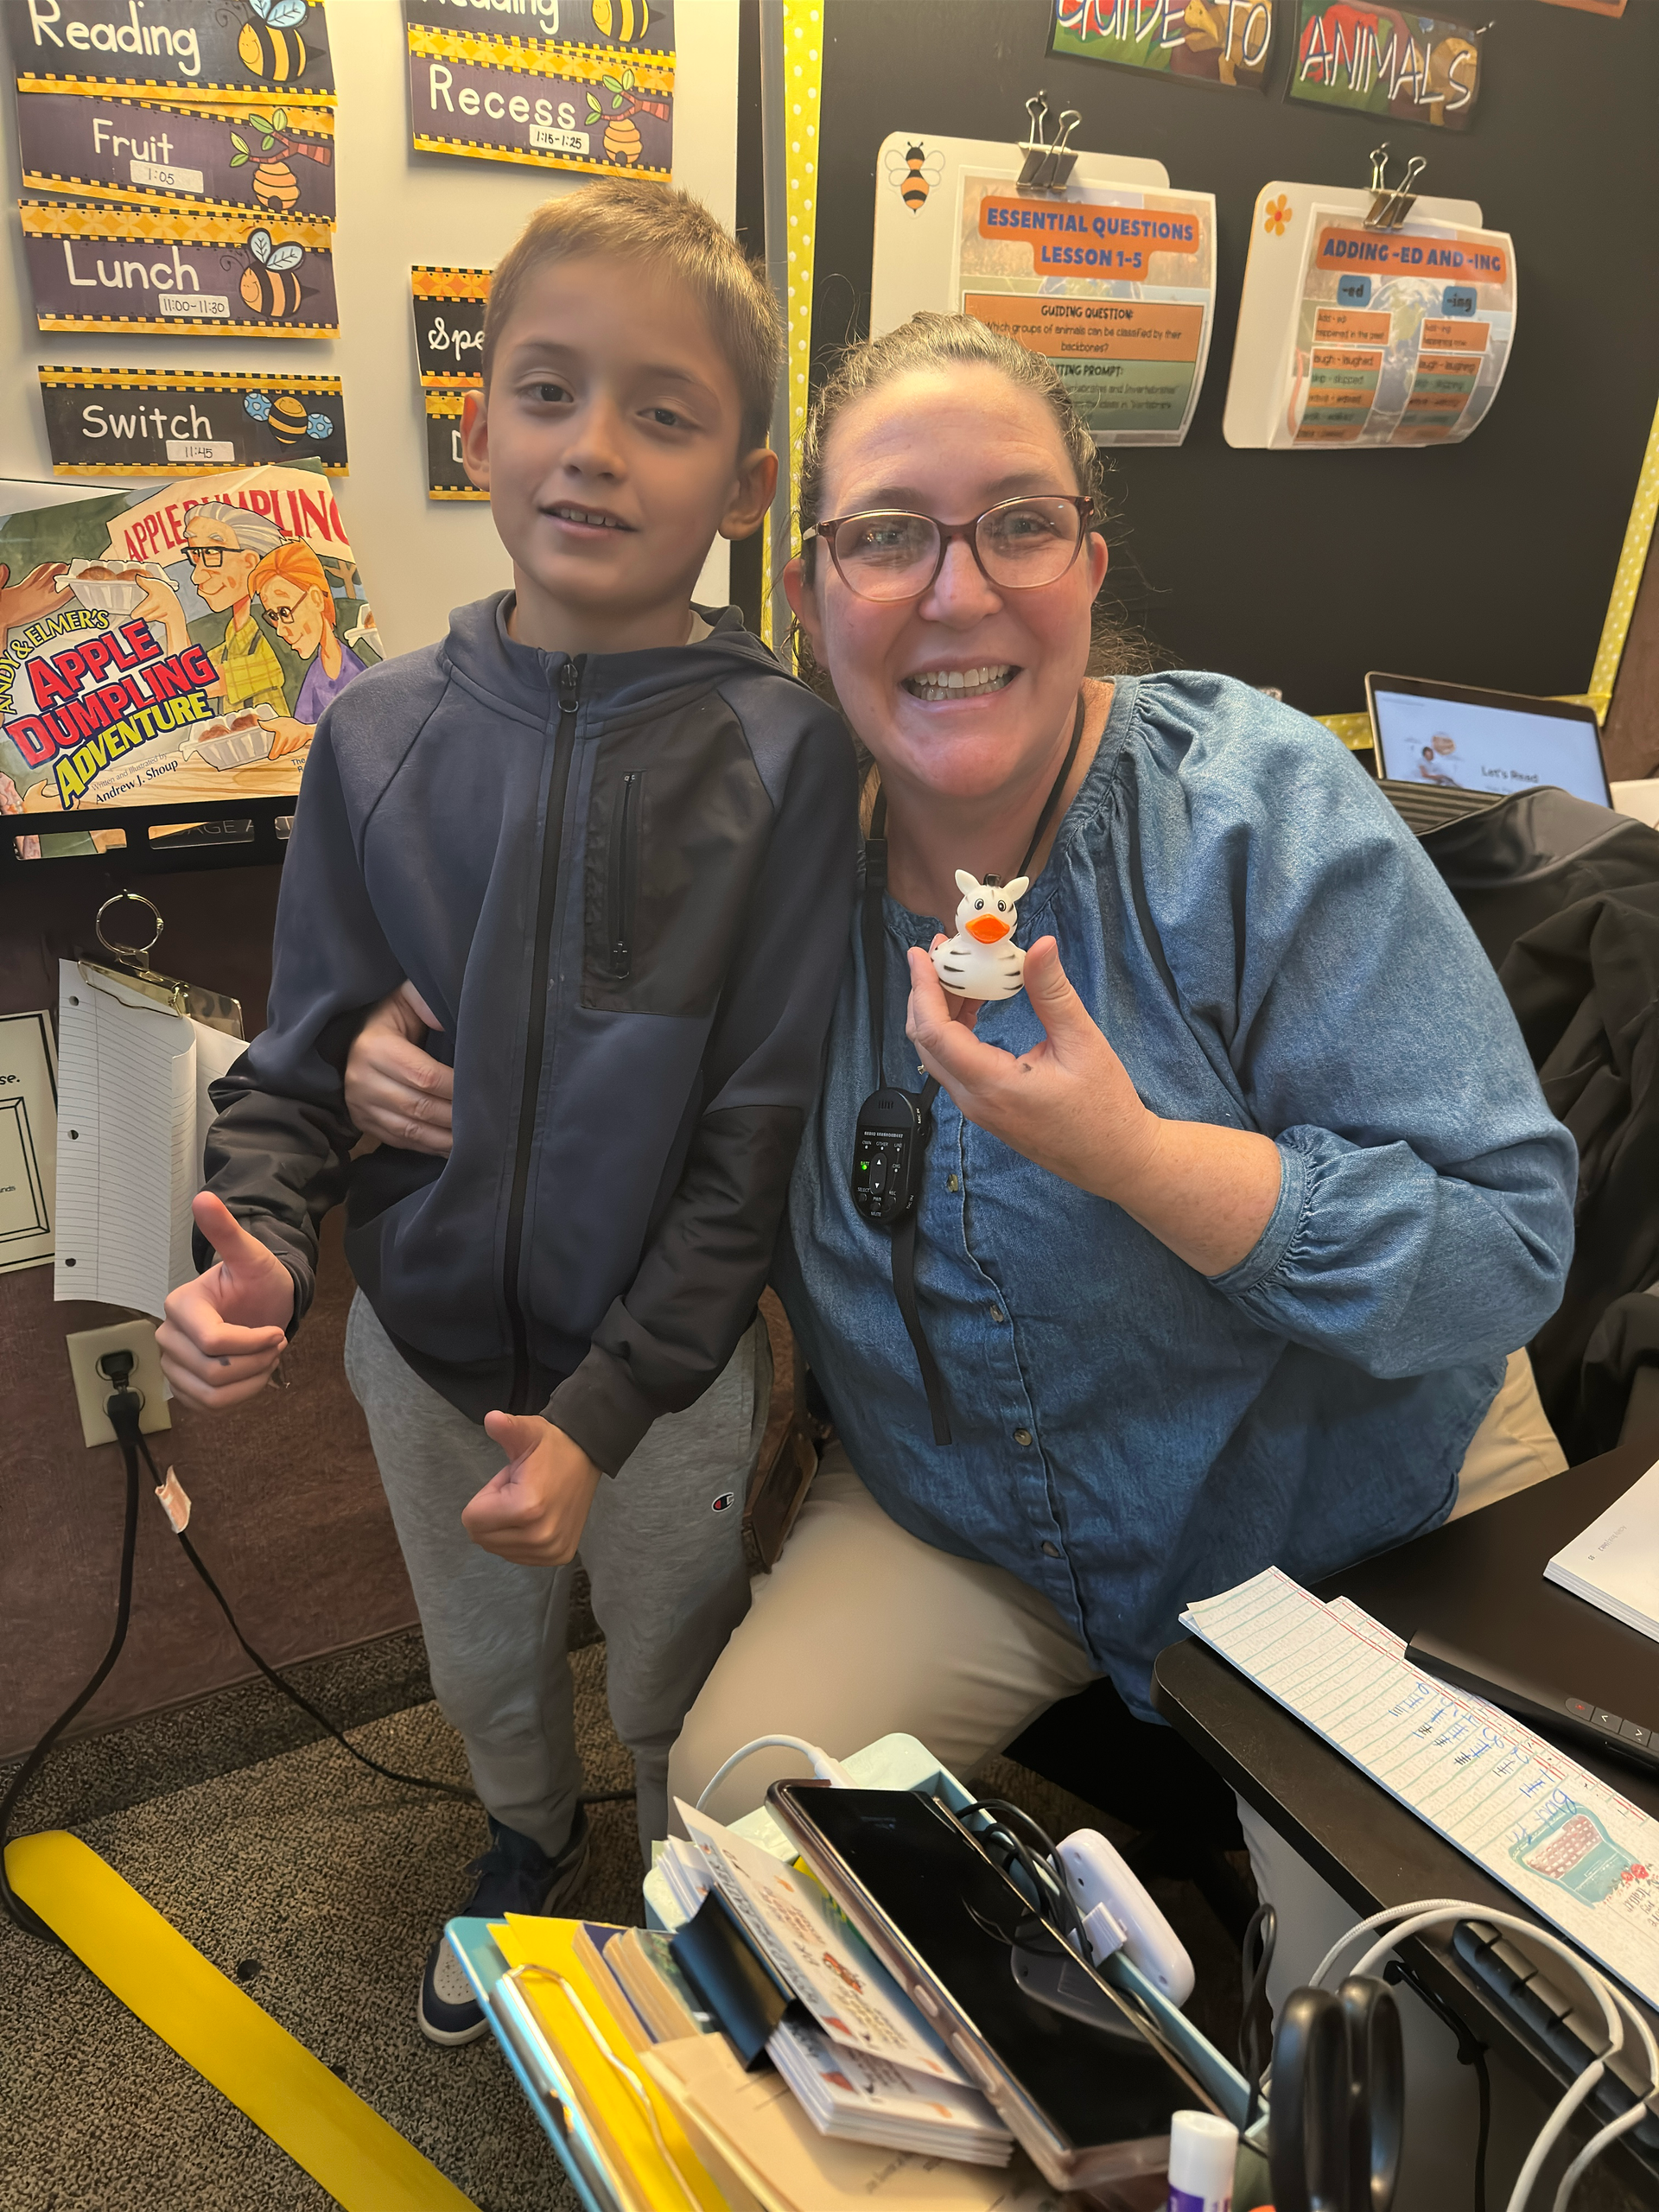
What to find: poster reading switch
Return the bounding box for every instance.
[1369,676,1610,808]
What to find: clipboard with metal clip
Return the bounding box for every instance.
[78,891,244,1039]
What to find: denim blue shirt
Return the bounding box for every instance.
[775,672,1577,1717]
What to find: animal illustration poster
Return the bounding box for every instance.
[16,93,336,221]
[1288,3,1484,130]
[1049,0,1276,91]
[20,200,337,335]
[39,368,346,475]
[0,464,381,861]
[954,168,1217,445]
[6,0,335,105]
[404,6,672,176]
[1286,205,1515,445]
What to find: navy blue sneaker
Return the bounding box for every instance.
[417,1807,591,2044]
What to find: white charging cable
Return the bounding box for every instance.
[694,1734,856,1812]
[1306,1897,1658,2212]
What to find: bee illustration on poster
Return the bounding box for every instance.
[885,141,945,216]
[0,467,379,860]
[16,95,338,223]
[7,0,335,104]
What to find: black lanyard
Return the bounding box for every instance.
[855,692,1087,1446]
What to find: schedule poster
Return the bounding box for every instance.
[40,368,346,475]
[1049,0,1275,91]
[404,4,672,177]
[955,172,1216,446]
[16,93,337,222]
[20,201,338,336]
[1288,4,1483,130]
[0,465,380,860]
[412,264,489,388]
[1287,207,1515,447]
[6,0,334,105]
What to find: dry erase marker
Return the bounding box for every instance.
[1168,2109,1238,2212]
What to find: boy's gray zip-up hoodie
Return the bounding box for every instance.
[200,594,856,1471]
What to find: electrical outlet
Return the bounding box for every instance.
[65,1319,173,1449]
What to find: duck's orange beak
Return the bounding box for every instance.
[965,915,1010,944]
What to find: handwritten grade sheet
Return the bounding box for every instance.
[1183,1567,1659,2010]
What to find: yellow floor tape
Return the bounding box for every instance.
[8,1830,479,2212]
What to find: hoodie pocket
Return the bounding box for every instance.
[607,771,641,981]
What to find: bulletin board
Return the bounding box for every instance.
[808,1,1659,720]
[0,0,739,666]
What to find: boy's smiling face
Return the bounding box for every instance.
[461,255,774,656]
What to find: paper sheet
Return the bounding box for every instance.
[1183,1569,1659,2008]
[1545,1459,1659,1643]
[54,961,244,1318]
[0,1009,57,1273]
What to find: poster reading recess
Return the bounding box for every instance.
[404,0,672,176]
[1287,207,1516,447]
[0,466,381,861]
[956,172,1216,445]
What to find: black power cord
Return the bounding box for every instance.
[1383,1954,1491,2212]
[0,1352,634,1942]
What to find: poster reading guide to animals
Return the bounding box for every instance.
[404,0,673,176]
[1289,3,1484,130]
[1050,0,1276,91]
[954,170,1217,445]
[8,0,339,340]
[0,464,381,861]
[1287,206,1515,446]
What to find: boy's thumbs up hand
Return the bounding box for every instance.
[465,1412,603,1566]
[156,1192,294,1411]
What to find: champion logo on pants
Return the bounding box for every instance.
[711,1491,737,1512]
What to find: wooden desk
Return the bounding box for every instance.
[1153,1438,1659,2197]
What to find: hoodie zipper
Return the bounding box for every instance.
[503,653,583,1414]
[607,771,640,980]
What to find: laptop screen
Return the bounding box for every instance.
[1369,677,1609,808]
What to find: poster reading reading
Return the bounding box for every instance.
[955,173,1216,445]
[0,466,381,859]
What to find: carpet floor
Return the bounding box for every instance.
[1,1649,1249,2212]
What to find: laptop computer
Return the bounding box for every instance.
[1365,671,1611,810]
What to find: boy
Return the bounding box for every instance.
[157,181,855,2044]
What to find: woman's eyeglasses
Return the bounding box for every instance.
[803,494,1092,603]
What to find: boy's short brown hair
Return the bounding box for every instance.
[481,179,783,454]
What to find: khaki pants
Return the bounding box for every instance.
[667,1350,1565,2210]
[670,1349,1564,1824]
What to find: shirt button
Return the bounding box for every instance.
[1042,1541,1060,1559]
[1014,1428,1033,1447]
[945,1173,960,1193]
[989,1306,1005,1324]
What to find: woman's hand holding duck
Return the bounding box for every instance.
[906,932,1282,1279]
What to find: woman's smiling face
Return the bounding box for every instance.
[786,363,1108,801]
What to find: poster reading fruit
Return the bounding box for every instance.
[0,464,379,861]
[403,0,673,177]
[16,93,337,222]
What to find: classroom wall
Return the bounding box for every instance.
[0,2,741,1756]
[809,0,1659,720]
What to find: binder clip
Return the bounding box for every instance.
[1363,143,1426,232]
[1017,91,1080,194]
[79,890,244,1038]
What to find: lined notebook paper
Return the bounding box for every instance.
[54,962,244,1319]
[1184,1568,1659,2009]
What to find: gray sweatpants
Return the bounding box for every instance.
[344,1291,766,1859]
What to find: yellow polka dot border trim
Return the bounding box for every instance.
[1588,390,1659,715]
[761,1,820,649]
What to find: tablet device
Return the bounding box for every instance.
[766,1780,1208,2193]
[1366,672,1611,809]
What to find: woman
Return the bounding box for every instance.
[342,315,1572,1981]
[250,537,366,749]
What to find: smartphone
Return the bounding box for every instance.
[767,1782,1211,2192]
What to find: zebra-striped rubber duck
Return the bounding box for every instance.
[930,869,1030,1001]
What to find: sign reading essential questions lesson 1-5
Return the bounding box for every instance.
[1049,0,1275,90]
[956,172,1216,444]
[1289,3,1484,130]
